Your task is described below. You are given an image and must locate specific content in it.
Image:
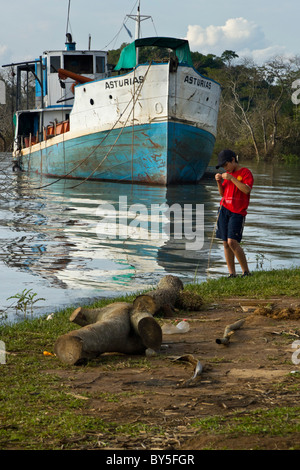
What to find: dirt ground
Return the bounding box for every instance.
[50,297,300,450]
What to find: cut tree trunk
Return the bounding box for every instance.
[54,275,183,365]
[54,303,145,365]
[133,275,184,315]
[130,296,162,350]
[69,302,131,327]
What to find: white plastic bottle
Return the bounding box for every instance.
[161,323,179,334]
[176,320,190,333]
[162,320,190,334]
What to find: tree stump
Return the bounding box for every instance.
[69,302,131,326]
[54,275,184,365]
[130,296,162,350]
[132,274,184,316]
[54,303,145,365]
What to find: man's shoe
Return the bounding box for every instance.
[227,273,237,278]
[241,271,251,277]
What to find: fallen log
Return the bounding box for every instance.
[71,298,162,352]
[127,275,183,348]
[216,319,245,345]
[54,275,183,365]
[54,303,145,365]
[69,302,131,327]
[133,275,184,315]
[130,296,162,350]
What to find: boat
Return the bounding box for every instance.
[5,1,221,185]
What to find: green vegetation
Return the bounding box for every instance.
[192,406,300,437]
[188,267,300,302]
[0,267,299,449]
[7,288,45,318]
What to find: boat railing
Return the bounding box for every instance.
[22,119,70,149]
[43,120,70,140]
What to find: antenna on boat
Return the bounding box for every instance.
[127,0,151,62]
[65,0,76,50]
[127,1,151,40]
[66,0,71,37]
[136,0,141,40]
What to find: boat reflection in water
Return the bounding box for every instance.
[1,170,218,319]
[3,157,300,321]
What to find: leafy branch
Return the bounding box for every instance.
[7,289,45,318]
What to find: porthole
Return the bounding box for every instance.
[155,102,163,114]
[90,98,94,105]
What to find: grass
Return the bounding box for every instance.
[0,303,164,450]
[0,341,160,449]
[191,406,300,442]
[0,267,299,450]
[187,267,300,302]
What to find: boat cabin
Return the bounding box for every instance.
[3,37,109,152]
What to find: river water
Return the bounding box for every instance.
[0,153,299,322]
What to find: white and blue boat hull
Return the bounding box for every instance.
[15,58,221,185]
[22,121,216,184]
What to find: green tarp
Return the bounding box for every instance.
[115,37,193,70]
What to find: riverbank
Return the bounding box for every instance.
[0,267,299,450]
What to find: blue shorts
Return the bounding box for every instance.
[216,206,245,243]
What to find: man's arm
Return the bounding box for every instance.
[221,173,252,195]
[215,173,224,196]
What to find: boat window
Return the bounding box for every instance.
[64,55,93,74]
[18,112,38,136]
[96,56,105,73]
[50,56,61,73]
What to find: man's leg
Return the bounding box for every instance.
[227,238,249,273]
[223,241,236,275]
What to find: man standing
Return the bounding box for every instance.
[215,149,254,277]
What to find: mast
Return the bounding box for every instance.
[127,0,151,64]
[135,1,141,63]
[136,0,141,40]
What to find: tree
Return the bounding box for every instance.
[212,55,300,160]
[191,52,225,75]
[218,59,261,159]
[221,50,239,67]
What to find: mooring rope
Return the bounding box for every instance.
[206,196,224,278]
[68,61,152,189]
[193,195,224,282]
[26,62,152,191]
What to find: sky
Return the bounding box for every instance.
[0,0,299,67]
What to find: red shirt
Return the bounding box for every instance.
[221,167,254,216]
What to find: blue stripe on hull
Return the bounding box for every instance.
[167,122,215,184]
[24,122,215,185]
